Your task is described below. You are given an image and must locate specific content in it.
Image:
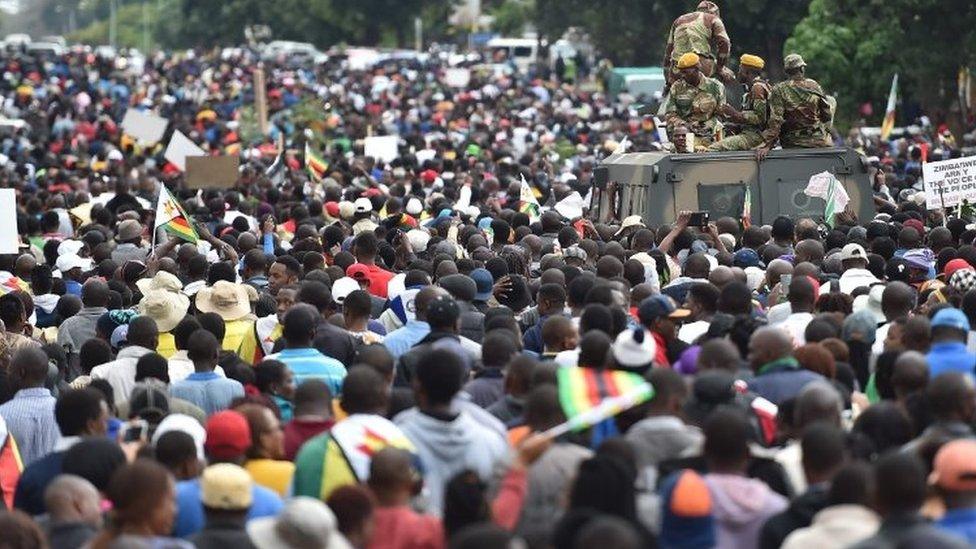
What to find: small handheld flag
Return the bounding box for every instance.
[153,185,198,244]
[741,185,752,229]
[519,174,540,221]
[305,142,328,181]
[550,368,654,436]
[880,74,898,141]
[804,171,849,228]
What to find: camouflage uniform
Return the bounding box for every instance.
[708,76,771,151]
[664,3,731,85]
[762,54,834,148]
[664,76,726,147]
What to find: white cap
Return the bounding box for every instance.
[332,277,360,304]
[55,253,92,273]
[405,197,424,216]
[354,197,373,214]
[611,328,657,369]
[840,243,867,262]
[57,239,84,257]
[406,229,430,252]
[152,413,206,460]
[107,149,123,161]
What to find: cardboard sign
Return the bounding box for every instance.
[443,67,471,88]
[164,130,205,171]
[121,109,168,144]
[185,156,239,189]
[923,156,976,209]
[364,135,399,164]
[0,189,17,253]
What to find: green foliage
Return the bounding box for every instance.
[69,2,160,49]
[491,0,533,36]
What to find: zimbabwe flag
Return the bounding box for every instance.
[154,185,198,243]
[557,367,653,427]
[305,142,328,181]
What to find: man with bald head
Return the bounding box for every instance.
[14,254,36,281]
[44,474,103,548]
[708,265,735,289]
[746,327,823,405]
[383,286,449,360]
[794,239,824,265]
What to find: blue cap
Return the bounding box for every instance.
[932,308,971,332]
[638,294,690,325]
[733,248,764,268]
[470,268,494,301]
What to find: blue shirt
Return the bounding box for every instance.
[0,388,59,466]
[268,348,347,397]
[173,477,283,537]
[927,342,976,380]
[169,372,244,416]
[936,507,976,544]
[383,320,430,359]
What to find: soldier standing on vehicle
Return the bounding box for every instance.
[757,54,834,159]
[664,53,726,149]
[708,54,771,152]
[663,1,734,92]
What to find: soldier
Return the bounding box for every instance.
[663,0,734,91]
[664,53,726,149]
[757,54,834,159]
[707,54,771,152]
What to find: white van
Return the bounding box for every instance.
[486,37,538,73]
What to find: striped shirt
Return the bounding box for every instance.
[0,388,59,465]
[268,348,347,396]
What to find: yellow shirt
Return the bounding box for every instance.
[156,332,177,359]
[224,319,260,365]
[244,459,295,497]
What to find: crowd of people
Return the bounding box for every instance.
[0,25,975,549]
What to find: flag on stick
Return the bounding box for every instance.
[519,174,540,221]
[154,185,198,243]
[305,142,328,180]
[880,74,898,141]
[547,368,654,437]
[804,171,850,228]
[741,185,752,229]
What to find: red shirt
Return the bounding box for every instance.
[363,264,394,299]
[368,506,444,549]
[282,418,334,461]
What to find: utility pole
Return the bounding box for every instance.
[143,1,150,53]
[414,17,422,52]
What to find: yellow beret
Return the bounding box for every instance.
[740,54,765,69]
[676,52,700,70]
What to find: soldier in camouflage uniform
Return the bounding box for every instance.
[758,54,834,159]
[665,53,726,148]
[663,0,734,91]
[708,54,771,152]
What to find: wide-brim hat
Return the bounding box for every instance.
[135,271,184,296]
[116,219,144,242]
[195,280,257,321]
[138,289,190,333]
[247,497,352,549]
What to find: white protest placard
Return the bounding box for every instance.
[443,67,471,88]
[121,109,169,144]
[364,135,399,164]
[415,148,436,165]
[0,189,18,253]
[922,156,976,209]
[164,130,205,171]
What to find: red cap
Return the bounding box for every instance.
[346,263,370,281]
[420,169,439,184]
[904,219,925,237]
[204,411,251,461]
[364,188,383,198]
[944,258,973,278]
[324,201,340,218]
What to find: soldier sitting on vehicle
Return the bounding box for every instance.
[664,53,726,150]
[757,54,834,159]
[707,54,771,152]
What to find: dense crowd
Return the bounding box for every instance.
[0,34,975,549]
